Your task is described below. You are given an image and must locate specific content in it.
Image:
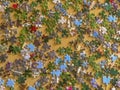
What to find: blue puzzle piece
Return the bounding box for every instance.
[64,54,72,63]
[60,63,67,71]
[55,70,62,77]
[110,54,118,62]
[74,19,82,27]
[27,44,35,52]
[103,76,111,85]
[93,31,99,38]
[55,57,61,65]
[82,61,88,67]
[35,81,41,88]
[0,78,4,86]
[37,61,43,69]
[6,79,15,88]
[51,70,56,76]
[28,86,36,90]
[108,15,117,22]
[51,70,62,77]
[83,0,91,6]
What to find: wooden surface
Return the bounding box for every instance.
[0,0,120,90]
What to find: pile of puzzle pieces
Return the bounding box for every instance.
[0,0,120,90]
